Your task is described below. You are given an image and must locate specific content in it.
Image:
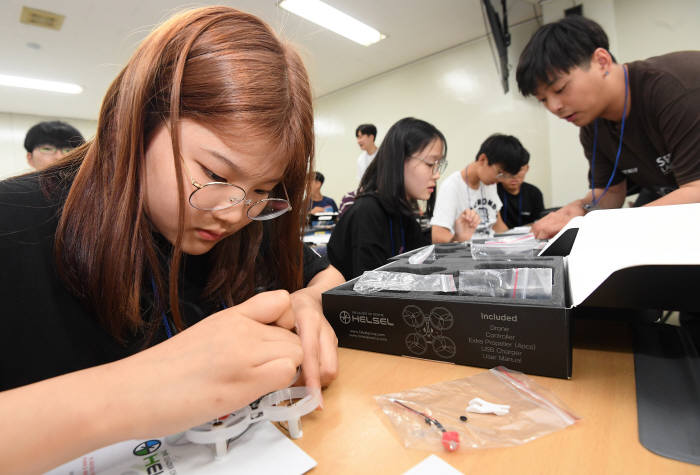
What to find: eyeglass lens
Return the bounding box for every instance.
[189,183,290,220]
[37,145,73,154]
[190,183,246,211]
[247,199,291,221]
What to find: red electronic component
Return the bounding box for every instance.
[392,400,461,452]
[441,431,460,452]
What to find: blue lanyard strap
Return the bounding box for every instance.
[588,65,629,211]
[150,275,228,339]
[388,217,406,256]
[150,276,173,339]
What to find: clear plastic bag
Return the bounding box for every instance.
[458,267,552,299]
[353,270,456,294]
[408,244,437,264]
[471,233,545,259]
[471,224,495,240]
[375,366,579,452]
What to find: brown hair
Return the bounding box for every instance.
[54,6,313,341]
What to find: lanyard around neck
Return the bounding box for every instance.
[151,275,226,339]
[388,217,406,256]
[586,64,629,211]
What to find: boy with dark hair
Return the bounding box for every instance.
[516,15,700,239]
[497,163,545,229]
[24,120,85,170]
[309,171,338,213]
[355,123,378,180]
[431,134,529,242]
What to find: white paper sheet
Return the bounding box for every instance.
[403,454,463,475]
[47,422,316,475]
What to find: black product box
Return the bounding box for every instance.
[387,241,471,261]
[323,249,571,379]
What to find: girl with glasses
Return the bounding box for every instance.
[328,117,466,280]
[0,7,343,472]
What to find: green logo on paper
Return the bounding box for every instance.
[133,439,161,456]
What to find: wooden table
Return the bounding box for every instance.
[294,320,698,474]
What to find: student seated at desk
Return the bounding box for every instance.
[516,16,700,239]
[328,117,462,280]
[430,134,528,242]
[0,7,344,473]
[309,171,338,213]
[497,162,545,229]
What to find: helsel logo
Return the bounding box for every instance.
[133,440,161,456]
[339,310,394,326]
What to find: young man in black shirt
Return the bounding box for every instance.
[516,16,700,239]
[497,163,545,229]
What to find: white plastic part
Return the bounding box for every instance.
[466,397,510,416]
[408,244,435,264]
[184,386,321,458]
[287,417,302,439]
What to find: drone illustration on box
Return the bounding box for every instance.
[402,304,457,359]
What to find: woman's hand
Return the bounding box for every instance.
[119,289,304,437]
[453,208,481,241]
[290,266,344,391]
[0,290,303,474]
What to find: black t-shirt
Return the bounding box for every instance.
[497,182,545,228]
[327,194,430,281]
[0,173,328,391]
[580,52,700,195]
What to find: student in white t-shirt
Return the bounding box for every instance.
[431,134,530,242]
[356,123,378,181]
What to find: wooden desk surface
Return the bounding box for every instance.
[294,320,698,474]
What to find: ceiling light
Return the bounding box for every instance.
[0,73,82,94]
[279,0,385,46]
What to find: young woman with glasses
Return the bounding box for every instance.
[327,117,477,280]
[0,7,343,472]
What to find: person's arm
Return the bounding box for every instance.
[290,265,344,392]
[492,212,508,233]
[644,178,700,206]
[0,291,303,474]
[531,181,627,239]
[452,208,481,241]
[533,187,546,219]
[431,225,453,243]
[432,207,481,242]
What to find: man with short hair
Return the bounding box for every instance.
[24,120,85,170]
[309,171,338,214]
[356,123,378,181]
[516,15,700,239]
[431,134,529,242]
[497,163,545,229]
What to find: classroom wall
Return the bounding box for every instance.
[0,112,97,179]
[2,0,697,203]
[314,0,700,208]
[313,19,553,208]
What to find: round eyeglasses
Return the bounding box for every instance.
[413,155,448,175]
[188,179,292,221]
[35,145,75,155]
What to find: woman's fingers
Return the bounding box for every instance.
[229,290,297,330]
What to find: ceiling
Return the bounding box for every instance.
[1,0,540,120]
